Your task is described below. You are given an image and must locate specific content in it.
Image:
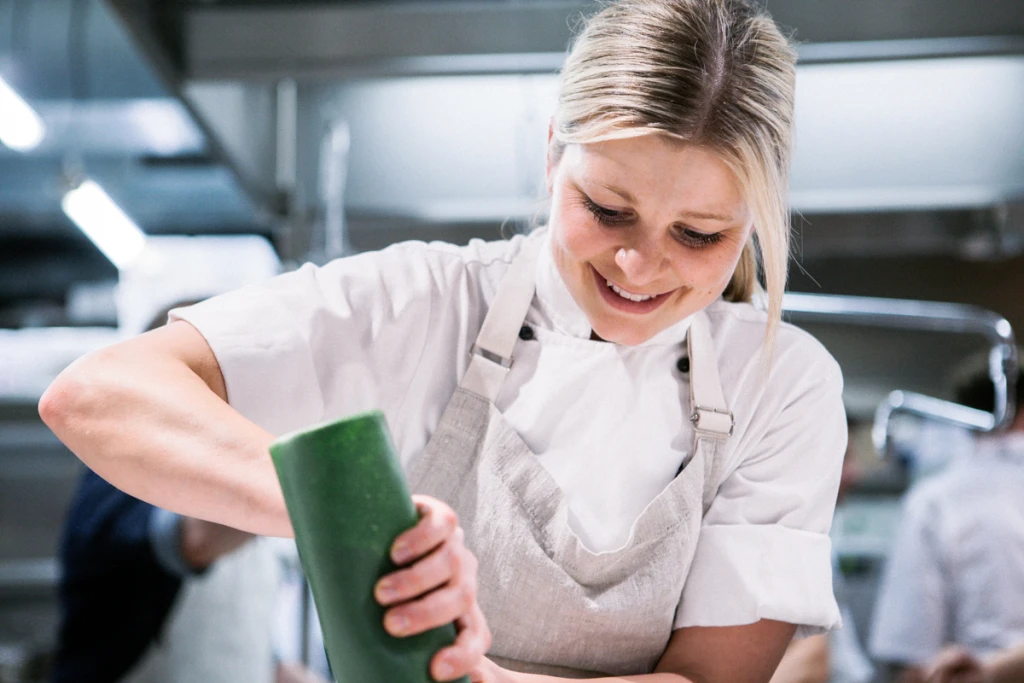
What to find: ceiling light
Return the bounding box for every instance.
[0,75,45,152]
[61,179,147,269]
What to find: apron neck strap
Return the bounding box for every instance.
[461,235,541,401]
[686,309,732,514]
[687,310,733,440]
[461,234,735,452]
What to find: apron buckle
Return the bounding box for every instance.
[470,343,513,369]
[691,405,734,437]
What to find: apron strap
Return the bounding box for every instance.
[687,311,733,439]
[687,309,733,513]
[461,236,541,402]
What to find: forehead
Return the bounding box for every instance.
[564,135,748,219]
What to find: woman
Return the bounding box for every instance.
[39,0,847,681]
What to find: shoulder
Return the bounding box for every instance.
[901,465,976,519]
[326,232,532,302]
[706,299,843,394]
[703,300,846,484]
[365,231,529,275]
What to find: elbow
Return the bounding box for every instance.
[39,365,82,433]
[38,352,110,459]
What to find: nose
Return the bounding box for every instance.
[614,239,664,287]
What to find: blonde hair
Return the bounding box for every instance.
[553,0,797,347]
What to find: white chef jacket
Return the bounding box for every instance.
[172,228,846,633]
[870,434,1024,664]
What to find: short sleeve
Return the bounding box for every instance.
[169,243,442,439]
[675,350,846,635]
[868,489,948,664]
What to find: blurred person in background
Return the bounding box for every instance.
[869,359,1024,683]
[53,303,325,683]
[770,419,875,683]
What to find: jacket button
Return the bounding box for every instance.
[519,325,535,341]
[676,356,690,373]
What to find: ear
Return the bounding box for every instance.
[545,118,556,196]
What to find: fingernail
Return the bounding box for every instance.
[386,614,409,635]
[392,541,411,564]
[435,661,454,680]
[375,579,397,602]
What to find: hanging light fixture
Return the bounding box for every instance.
[0,74,45,152]
[61,178,147,269]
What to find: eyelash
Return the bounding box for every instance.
[580,196,724,249]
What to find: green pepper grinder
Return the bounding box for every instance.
[270,410,469,683]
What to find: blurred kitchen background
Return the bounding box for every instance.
[1,0,1023,681]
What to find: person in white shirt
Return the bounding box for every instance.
[870,363,1024,683]
[38,1,847,681]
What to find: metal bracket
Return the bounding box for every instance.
[691,405,735,437]
[470,343,512,369]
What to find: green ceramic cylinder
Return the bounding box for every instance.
[270,410,468,683]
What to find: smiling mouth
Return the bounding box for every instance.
[605,279,660,302]
[591,267,674,314]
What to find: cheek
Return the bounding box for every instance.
[554,206,605,264]
[673,241,746,293]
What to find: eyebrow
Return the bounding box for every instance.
[596,182,736,223]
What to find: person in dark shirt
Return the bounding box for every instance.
[51,300,255,683]
[52,468,254,683]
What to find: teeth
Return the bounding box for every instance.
[606,279,655,302]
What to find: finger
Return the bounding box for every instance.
[391,495,459,565]
[431,603,492,682]
[376,528,466,606]
[383,563,478,637]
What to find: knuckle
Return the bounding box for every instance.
[440,508,458,531]
[457,582,476,611]
[447,545,464,574]
[464,549,478,573]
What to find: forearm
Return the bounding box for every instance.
[40,340,290,536]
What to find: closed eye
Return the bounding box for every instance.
[582,196,632,225]
[583,192,726,249]
[674,226,724,249]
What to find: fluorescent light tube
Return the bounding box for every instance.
[0,75,45,152]
[62,179,147,269]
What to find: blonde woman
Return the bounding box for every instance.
[40,0,847,681]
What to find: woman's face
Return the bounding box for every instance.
[546,134,754,346]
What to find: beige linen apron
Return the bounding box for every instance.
[120,538,279,683]
[407,239,733,678]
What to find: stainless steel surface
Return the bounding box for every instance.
[165,0,1024,81]
[180,2,590,81]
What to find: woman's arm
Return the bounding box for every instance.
[472,620,797,683]
[39,320,291,536]
[655,620,797,683]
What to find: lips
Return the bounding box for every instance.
[590,266,672,314]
